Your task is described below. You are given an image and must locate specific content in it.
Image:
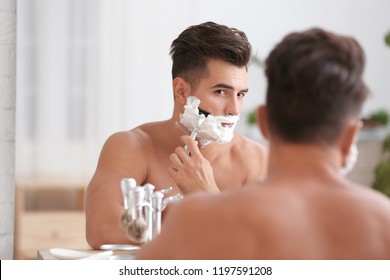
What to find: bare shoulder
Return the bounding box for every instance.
[99,123,162,162]
[90,123,160,186]
[164,192,227,233]
[231,132,268,179]
[135,192,232,259]
[352,183,390,218]
[104,126,152,152]
[136,188,265,259]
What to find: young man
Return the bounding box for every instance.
[135,28,390,259]
[85,22,268,248]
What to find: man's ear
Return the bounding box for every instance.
[340,120,362,159]
[173,77,190,105]
[256,105,270,140]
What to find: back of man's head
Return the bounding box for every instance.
[265,28,368,145]
[170,21,251,88]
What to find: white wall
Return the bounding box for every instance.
[86,0,390,138]
[196,0,390,118]
[0,0,16,260]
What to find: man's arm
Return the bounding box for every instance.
[85,132,147,248]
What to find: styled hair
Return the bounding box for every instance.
[265,28,368,144]
[170,21,251,88]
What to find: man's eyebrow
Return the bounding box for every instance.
[211,83,249,92]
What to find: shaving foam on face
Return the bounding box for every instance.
[179,96,239,147]
[340,143,358,175]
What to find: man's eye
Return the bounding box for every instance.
[238,92,246,98]
[215,90,226,95]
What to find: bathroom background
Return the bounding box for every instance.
[1,0,389,259]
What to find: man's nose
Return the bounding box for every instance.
[225,96,241,116]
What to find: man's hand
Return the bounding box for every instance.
[168,135,220,194]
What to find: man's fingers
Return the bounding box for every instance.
[169,153,183,169]
[168,166,178,175]
[181,135,201,157]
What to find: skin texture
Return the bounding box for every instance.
[134,28,390,260]
[135,112,390,259]
[85,59,268,248]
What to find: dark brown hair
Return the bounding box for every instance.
[265,28,368,144]
[170,21,251,88]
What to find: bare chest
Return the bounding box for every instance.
[212,158,245,191]
[143,152,245,193]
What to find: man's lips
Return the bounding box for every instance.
[221,123,234,128]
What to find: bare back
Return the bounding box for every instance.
[239,180,390,259]
[136,177,390,259]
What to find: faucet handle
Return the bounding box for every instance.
[159,186,173,195]
[162,193,183,211]
[120,178,136,210]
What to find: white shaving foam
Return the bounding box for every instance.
[179,96,239,146]
[340,143,358,175]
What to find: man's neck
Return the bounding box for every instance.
[266,142,342,181]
